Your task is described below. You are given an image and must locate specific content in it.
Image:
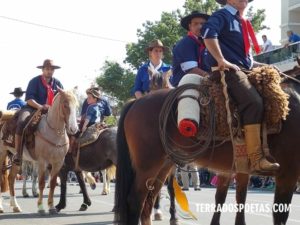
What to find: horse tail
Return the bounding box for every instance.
[114,100,136,225]
[1,156,9,193]
[106,164,116,181]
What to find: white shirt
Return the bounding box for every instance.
[262,39,273,52]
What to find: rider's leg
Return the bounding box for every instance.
[223,70,280,172]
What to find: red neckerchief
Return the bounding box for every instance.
[187,31,206,66]
[40,75,54,106]
[239,16,261,55]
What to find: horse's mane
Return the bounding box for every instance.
[53,90,78,107]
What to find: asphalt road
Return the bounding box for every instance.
[0,180,300,225]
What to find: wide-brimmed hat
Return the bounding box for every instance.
[145,39,169,53]
[37,59,61,69]
[181,11,210,30]
[86,87,101,99]
[9,87,26,95]
[216,0,253,5]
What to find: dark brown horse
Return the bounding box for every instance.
[55,127,117,212]
[114,76,300,225]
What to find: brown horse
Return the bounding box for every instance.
[114,76,300,225]
[0,89,78,214]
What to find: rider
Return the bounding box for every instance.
[201,0,280,172]
[7,87,26,110]
[171,10,210,87]
[133,39,172,99]
[80,87,112,124]
[13,59,63,165]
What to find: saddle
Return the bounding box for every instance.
[197,66,289,141]
[195,66,289,173]
[1,109,42,160]
[79,123,109,148]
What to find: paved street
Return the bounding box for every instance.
[0,180,300,225]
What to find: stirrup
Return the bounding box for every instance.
[251,159,280,173]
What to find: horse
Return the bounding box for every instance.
[21,160,38,198]
[55,127,117,212]
[114,75,300,225]
[0,89,78,214]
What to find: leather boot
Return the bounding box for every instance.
[13,134,23,166]
[244,124,280,172]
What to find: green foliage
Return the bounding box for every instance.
[104,115,118,126]
[96,0,269,104]
[96,61,135,103]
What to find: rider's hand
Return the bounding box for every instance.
[217,58,240,71]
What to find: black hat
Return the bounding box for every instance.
[10,87,26,95]
[216,0,253,5]
[180,11,210,30]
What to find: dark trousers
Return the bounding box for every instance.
[211,69,263,125]
[16,106,36,135]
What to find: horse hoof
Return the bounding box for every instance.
[23,193,29,198]
[38,209,46,216]
[79,203,88,211]
[49,208,58,215]
[90,183,96,190]
[154,212,163,221]
[0,208,4,213]
[101,190,108,195]
[33,193,39,198]
[170,219,180,225]
[13,206,22,213]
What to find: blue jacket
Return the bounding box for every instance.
[7,98,26,110]
[133,61,172,93]
[25,75,63,105]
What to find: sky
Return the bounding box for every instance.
[0,0,281,109]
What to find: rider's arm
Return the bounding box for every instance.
[27,99,43,110]
[204,38,240,71]
[134,67,145,99]
[81,119,89,133]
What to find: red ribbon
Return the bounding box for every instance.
[187,31,206,65]
[240,17,261,55]
[40,76,54,106]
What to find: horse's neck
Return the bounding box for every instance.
[47,100,65,131]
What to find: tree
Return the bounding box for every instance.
[96,61,135,103]
[96,0,268,104]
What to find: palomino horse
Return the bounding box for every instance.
[114,76,300,225]
[55,127,117,212]
[0,89,78,214]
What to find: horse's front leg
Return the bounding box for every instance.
[48,161,63,214]
[22,162,29,197]
[234,173,249,225]
[76,171,91,211]
[140,161,173,225]
[32,163,38,197]
[8,163,22,212]
[273,172,298,225]
[37,163,46,215]
[210,173,231,225]
[55,165,68,212]
[102,169,108,195]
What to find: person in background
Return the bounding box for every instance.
[261,35,274,64]
[7,87,26,110]
[171,10,210,87]
[133,39,171,99]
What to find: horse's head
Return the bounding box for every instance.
[54,88,79,135]
[148,68,172,91]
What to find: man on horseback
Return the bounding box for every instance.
[171,11,210,87]
[13,59,63,165]
[133,39,172,98]
[201,0,279,172]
